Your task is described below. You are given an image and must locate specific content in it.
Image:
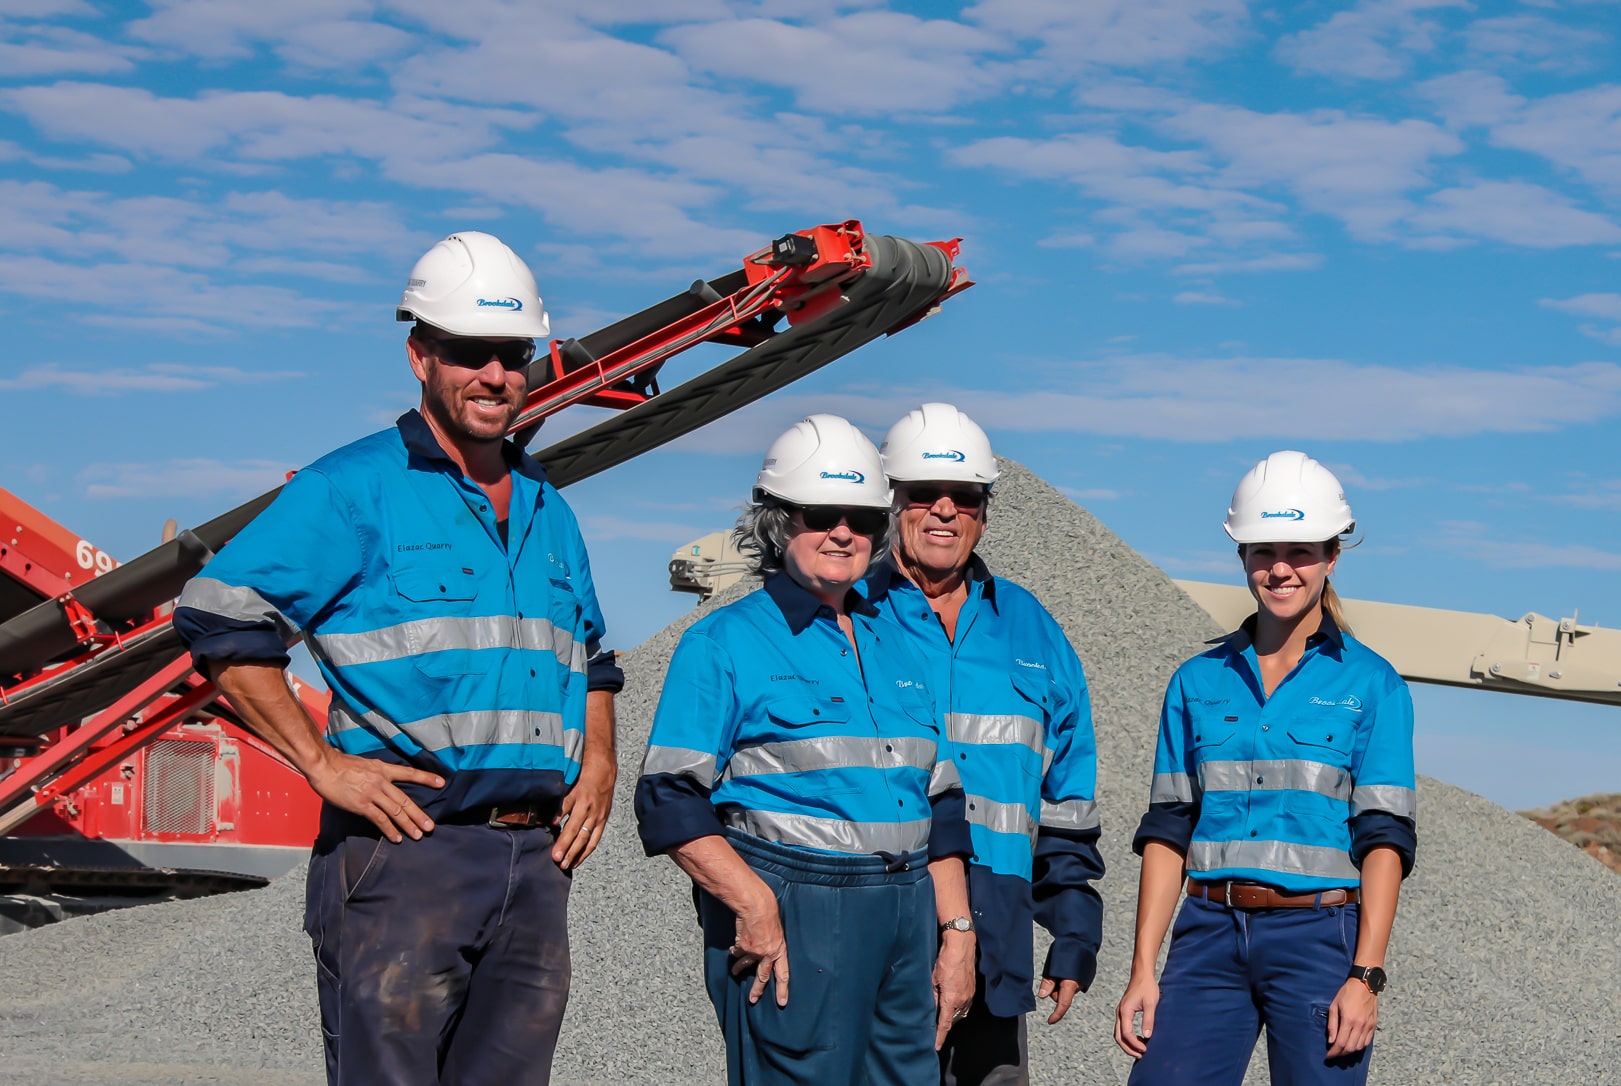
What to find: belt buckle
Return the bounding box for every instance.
[1225,881,1235,907]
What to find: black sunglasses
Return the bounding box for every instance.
[423,334,537,372]
[791,505,888,537]
[901,484,986,512]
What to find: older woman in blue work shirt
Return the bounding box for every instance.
[1115,451,1417,1086]
[635,414,975,1086]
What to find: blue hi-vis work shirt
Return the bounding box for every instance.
[864,557,1104,1016]
[1132,613,1418,893]
[174,411,614,819]
[634,573,971,861]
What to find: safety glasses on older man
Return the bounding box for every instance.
[900,484,986,512]
[792,505,889,537]
[423,334,537,372]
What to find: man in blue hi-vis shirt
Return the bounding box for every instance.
[866,404,1104,1086]
[174,232,623,1086]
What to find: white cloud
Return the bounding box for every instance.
[128,0,414,67]
[1548,480,1621,512]
[77,458,292,499]
[1418,70,1525,130]
[1173,290,1238,305]
[0,363,306,395]
[1406,180,1621,248]
[1540,293,1621,321]
[1059,485,1124,501]
[963,0,1250,67]
[1488,84,1621,196]
[1275,0,1468,80]
[1438,533,1621,572]
[1462,15,1608,69]
[662,12,1006,114]
[0,19,142,77]
[1175,253,1323,275]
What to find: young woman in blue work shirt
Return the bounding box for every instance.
[1115,451,1418,1086]
[634,414,975,1086]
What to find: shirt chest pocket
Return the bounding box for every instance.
[390,567,478,681]
[1189,716,1239,791]
[763,694,853,734]
[1285,718,1357,769]
[1008,671,1053,779]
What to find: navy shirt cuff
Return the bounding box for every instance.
[928,790,972,859]
[1042,939,1099,993]
[587,648,625,693]
[634,773,725,856]
[1351,812,1417,877]
[1132,801,1196,856]
[173,607,290,670]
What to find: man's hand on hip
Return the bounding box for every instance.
[306,749,443,844]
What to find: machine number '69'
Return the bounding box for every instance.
[74,538,118,575]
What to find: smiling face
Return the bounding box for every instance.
[782,509,875,605]
[1241,539,1338,626]
[893,482,987,581]
[408,330,529,446]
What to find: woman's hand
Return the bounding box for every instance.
[1326,978,1378,1058]
[933,931,976,1049]
[1114,972,1161,1058]
[730,887,790,1008]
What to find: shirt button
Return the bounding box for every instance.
[1262,725,1270,732]
[1250,829,1258,837]
[480,504,488,512]
[1257,776,1264,784]
[530,669,537,678]
[840,649,848,656]
[886,745,893,752]
[1194,733,1201,741]
[812,709,821,716]
[959,752,967,760]
[898,800,904,807]
[967,802,975,810]
[517,612,524,619]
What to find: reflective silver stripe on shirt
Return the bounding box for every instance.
[722,808,931,855]
[1040,797,1100,832]
[947,712,1043,757]
[967,794,1037,842]
[1151,771,1198,804]
[1199,759,1352,801]
[315,615,587,675]
[178,577,294,636]
[1186,838,1361,882]
[329,701,567,752]
[723,735,935,781]
[928,758,961,797]
[1351,784,1418,819]
[641,745,719,786]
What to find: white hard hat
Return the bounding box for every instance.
[754,414,892,509]
[880,402,1000,486]
[396,231,550,338]
[1223,450,1355,544]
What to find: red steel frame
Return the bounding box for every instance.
[0,219,971,847]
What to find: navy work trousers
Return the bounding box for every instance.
[938,972,1027,1086]
[698,829,938,1086]
[304,808,573,1086]
[1128,896,1371,1086]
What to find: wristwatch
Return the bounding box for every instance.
[939,916,974,935]
[1348,965,1387,994]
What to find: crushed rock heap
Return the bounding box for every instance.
[2,460,1618,1086]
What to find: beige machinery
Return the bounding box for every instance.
[1176,581,1621,709]
[669,531,751,603]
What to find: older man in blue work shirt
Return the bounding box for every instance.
[173,232,622,1086]
[867,404,1105,1086]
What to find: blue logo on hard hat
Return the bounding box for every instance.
[1260,509,1305,521]
[477,297,523,311]
[821,470,865,483]
[922,450,966,462]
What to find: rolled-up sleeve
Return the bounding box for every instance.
[1349,676,1418,876]
[634,631,737,855]
[1034,642,1103,988]
[1133,671,1199,856]
[174,470,362,669]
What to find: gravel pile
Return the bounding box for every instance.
[2,459,1617,1084]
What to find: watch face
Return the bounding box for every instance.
[1366,967,1387,993]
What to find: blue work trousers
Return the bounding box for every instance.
[1128,896,1371,1086]
[304,808,573,1086]
[698,829,938,1086]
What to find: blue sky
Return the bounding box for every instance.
[2,0,1618,810]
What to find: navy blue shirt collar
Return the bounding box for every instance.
[764,570,879,634]
[1216,605,1347,656]
[396,409,548,484]
[864,552,997,609]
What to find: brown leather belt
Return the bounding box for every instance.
[1186,879,1358,909]
[487,802,551,829]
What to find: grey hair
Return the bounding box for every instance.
[733,499,895,578]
